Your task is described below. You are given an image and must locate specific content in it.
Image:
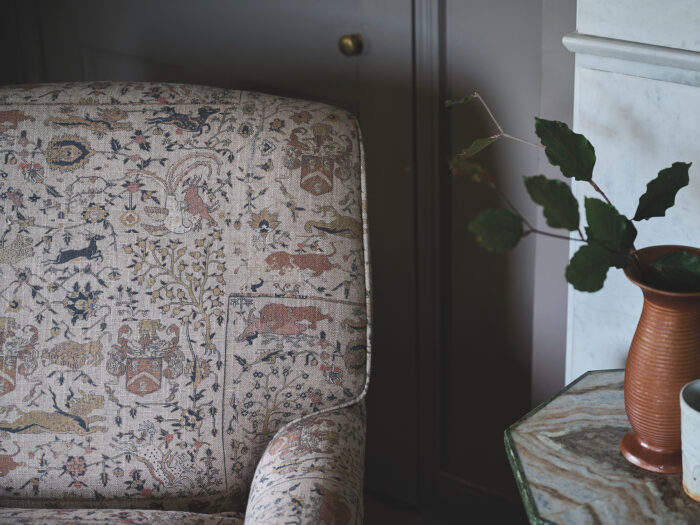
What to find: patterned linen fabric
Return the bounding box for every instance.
[245,403,365,525]
[0,508,244,524]
[0,82,371,517]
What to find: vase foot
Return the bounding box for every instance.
[620,430,682,473]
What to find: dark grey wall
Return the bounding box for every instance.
[442,0,575,513]
[446,0,538,499]
[532,0,577,405]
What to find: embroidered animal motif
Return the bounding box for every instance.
[0,442,25,476]
[44,108,132,136]
[11,84,44,91]
[42,339,104,370]
[0,324,39,378]
[267,418,338,459]
[184,175,218,226]
[265,243,339,277]
[305,205,361,239]
[6,189,24,209]
[0,389,105,435]
[131,153,221,234]
[111,421,194,487]
[0,236,33,265]
[47,234,104,265]
[237,304,332,342]
[305,213,362,239]
[250,278,264,292]
[344,339,366,375]
[146,106,219,136]
[340,318,366,333]
[0,110,35,131]
[316,483,352,525]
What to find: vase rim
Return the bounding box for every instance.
[624,244,700,298]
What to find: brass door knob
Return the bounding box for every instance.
[338,34,363,56]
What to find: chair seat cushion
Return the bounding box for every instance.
[0,82,370,514]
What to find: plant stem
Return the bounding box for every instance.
[588,180,612,205]
[524,228,587,242]
[484,178,533,230]
[479,160,589,245]
[486,176,585,243]
[472,93,544,150]
[473,93,504,134]
[629,249,643,277]
[503,133,544,150]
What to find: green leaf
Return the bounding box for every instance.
[445,93,478,107]
[566,243,614,292]
[651,250,700,292]
[523,175,579,231]
[450,156,487,183]
[535,118,596,181]
[468,208,523,253]
[459,135,500,159]
[633,162,691,221]
[584,197,637,268]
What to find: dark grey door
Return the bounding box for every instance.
[5,0,419,520]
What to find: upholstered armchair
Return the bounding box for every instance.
[0,82,371,524]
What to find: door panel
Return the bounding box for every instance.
[39,1,359,105]
[18,0,419,512]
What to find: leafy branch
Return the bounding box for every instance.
[447,92,699,293]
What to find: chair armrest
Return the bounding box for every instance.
[244,402,366,525]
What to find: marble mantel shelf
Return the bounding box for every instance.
[505,370,700,524]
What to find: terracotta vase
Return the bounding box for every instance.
[620,245,700,473]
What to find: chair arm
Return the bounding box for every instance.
[244,402,366,525]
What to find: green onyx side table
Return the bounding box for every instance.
[505,369,700,524]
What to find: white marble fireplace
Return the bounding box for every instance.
[564,0,700,381]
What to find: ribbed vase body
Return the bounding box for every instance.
[621,245,700,473]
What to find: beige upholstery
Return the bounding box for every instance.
[0,82,370,524]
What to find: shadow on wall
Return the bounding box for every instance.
[447,99,530,505]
